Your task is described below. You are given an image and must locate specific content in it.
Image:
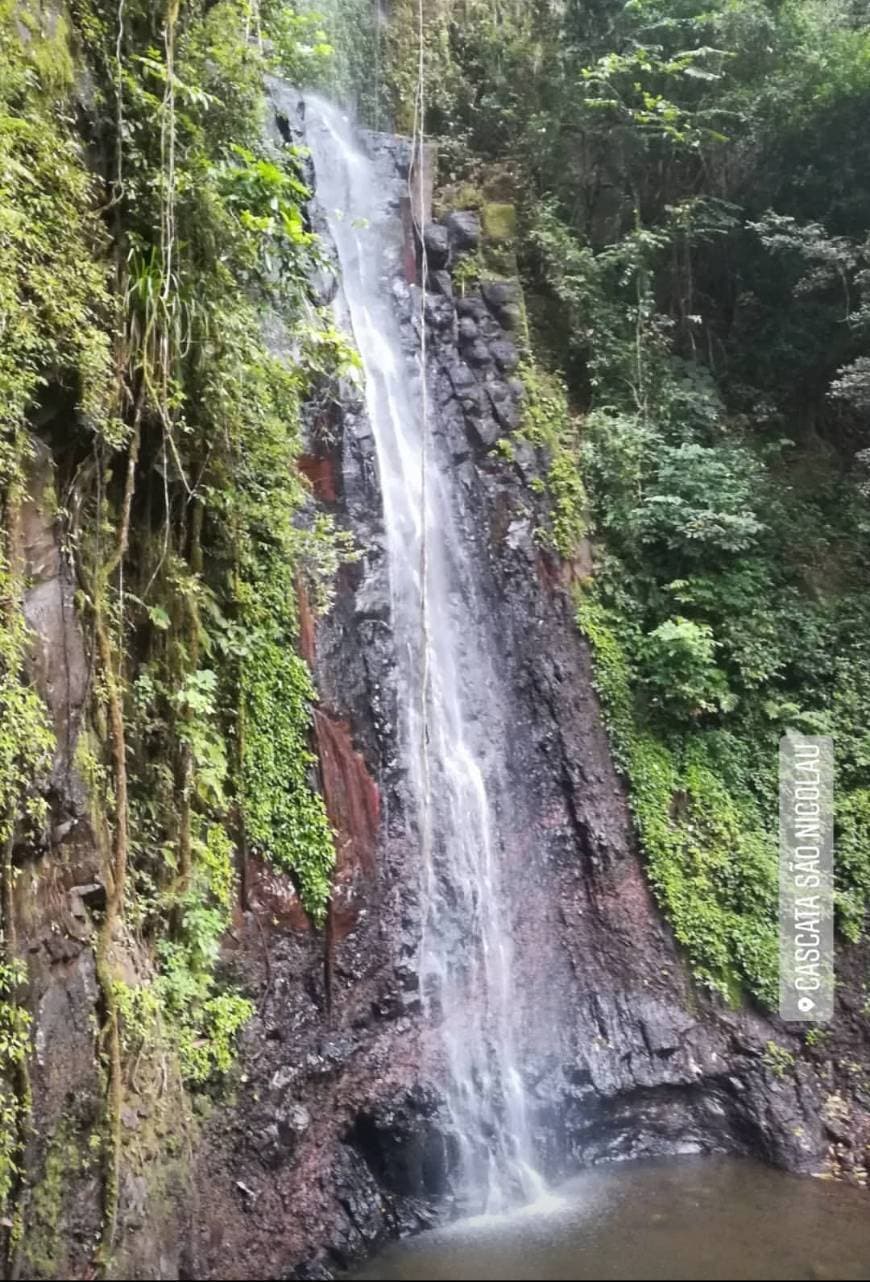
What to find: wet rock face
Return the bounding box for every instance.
[349,1086,458,1200]
[20,442,89,811]
[190,103,870,1282]
[15,452,105,1282]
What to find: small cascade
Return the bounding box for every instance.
[304,95,545,1214]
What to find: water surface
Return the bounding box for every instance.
[352,1158,870,1281]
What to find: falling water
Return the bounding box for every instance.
[304,96,545,1214]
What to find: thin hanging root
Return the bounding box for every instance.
[108,410,141,580]
[95,414,138,917]
[95,616,129,916]
[94,934,123,1269]
[91,3,181,1269]
[165,421,193,496]
[92,605,127,1273]
[172,746,194,901]
[171,496,203,904]
[90,411,139,1270]
[2,829,33,1282]
[1,504,35,1280]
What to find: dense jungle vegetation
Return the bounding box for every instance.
[0,0,352,1255]
[324,0,870,1005]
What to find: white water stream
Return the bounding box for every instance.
[305,97,544,1214]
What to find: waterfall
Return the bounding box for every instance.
[304,96,545,1215]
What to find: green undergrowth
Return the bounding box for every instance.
[0,0,115,482]
[241,642,334,915]
[0,954,32,1226]
[577,593,779,1003]
[514,362,587,560]
[115,824,252,1085]
[571,377,870,1004]
[573,407,870,1004]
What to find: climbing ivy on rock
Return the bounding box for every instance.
[241,644,334,918]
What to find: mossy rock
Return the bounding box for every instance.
[482,243,519,279]
[482,202,517,243]
[434,181,485,217]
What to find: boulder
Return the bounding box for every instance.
[422,221,450,269]
[487,381,523,432]
[455,294,489,321]
[468,415,502,450]
[481,279,521,310]
[481,280,525,332]
[464,338,493,369]
[457,315,479,344]
[430,269,453,300]
[445,209,481,252]
[424,294,454,332]
[498,303,524,331]
[491,338,520,373]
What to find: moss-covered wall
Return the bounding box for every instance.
[0,3,354,1274]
